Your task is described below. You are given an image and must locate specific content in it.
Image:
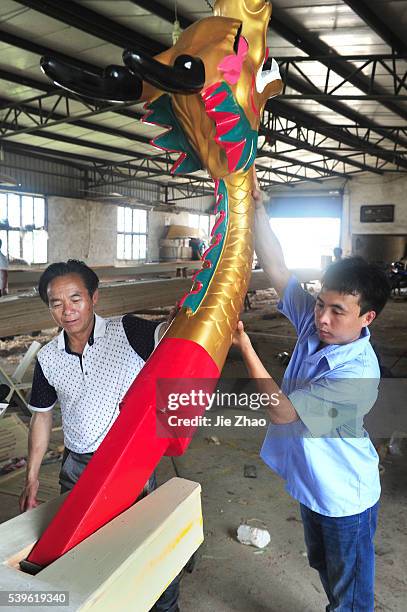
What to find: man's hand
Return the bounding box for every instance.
[19,479,40,513]
[167,303,180,326]
[157,303,180,342]
[232,320,252,353]
[20,410,52,512]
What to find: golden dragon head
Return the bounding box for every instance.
[41,0,282,180]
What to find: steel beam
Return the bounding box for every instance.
[1,75,395,178]
[0,30,102,75]
[0,22,406,154]
[342,1,407,54]
[129,1,407,163]
[279,68,407,153]
[258,151,351,179]
[15,0,163,55]
[268,113,407,158]
[4,126,157,160]
[129,0,193,31]
[0,68,145,134]
[277,53,407,63]
[1,69,405,167]
[1,140,171,180]
[0,65,404,135]
[267,100,407,171]
[260,122,380,175]
[280,57,407,100]
[270,12,407,123]
[0,97,145,140]
[1,141,214,199]
[4,65,405,165]
[0,83,401,176]
[256,161,321,184]
[133,0,407,123]
[282,94,407,101]
[4,4,406,182]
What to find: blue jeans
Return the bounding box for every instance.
[300,502,379,612]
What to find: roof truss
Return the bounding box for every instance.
[0,0,403,197]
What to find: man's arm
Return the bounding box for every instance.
[157,304,180,342]
[253,170,290,298]
[233,321,298,424]
[19,410,53,512]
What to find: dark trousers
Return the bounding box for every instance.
[300,502,379,612]
[60,449,180,612]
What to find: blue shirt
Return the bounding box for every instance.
[260,277,381,517]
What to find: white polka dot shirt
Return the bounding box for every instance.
[29,314,163,453]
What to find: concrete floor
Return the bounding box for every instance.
[0,290,406,611]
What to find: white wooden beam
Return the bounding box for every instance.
[0,478,203,611]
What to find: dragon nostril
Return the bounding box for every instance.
[124,50,205,94]
[172,55,193,71]
[173,55,206,87]
[233,24,243,54]
[174,55,199,72]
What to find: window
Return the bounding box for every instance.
[117,206,147,261]
[0,192,47,264]
[188,213,211,238]
[269,217,341,269]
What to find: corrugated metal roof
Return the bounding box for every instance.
[0,0,405,203]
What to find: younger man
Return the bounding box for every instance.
[233,186,391,611]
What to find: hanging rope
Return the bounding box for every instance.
[172,0,181,44]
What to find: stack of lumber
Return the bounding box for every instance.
[249,268,321,290]
[0,269,321,338]
[0,278,192,337]
[7,262,199,291]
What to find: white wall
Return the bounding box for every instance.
[339,175,407,256]
[47,196,117,265]
[47,175,407,266]
[269,174,407,256]
[148,209,190,262]
[47,196,191,265]
[348,174,407,232]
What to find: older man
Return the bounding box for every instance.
[19,259,179,612]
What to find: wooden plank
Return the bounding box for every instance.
[0,414,28,464]
[0,268,321,337]
[249,268,321,290]
[0,478,203,612]
[0,278,192,337]
[0,462,60,502]
[8,262,200,289]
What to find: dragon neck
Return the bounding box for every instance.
[167,170,255,371]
